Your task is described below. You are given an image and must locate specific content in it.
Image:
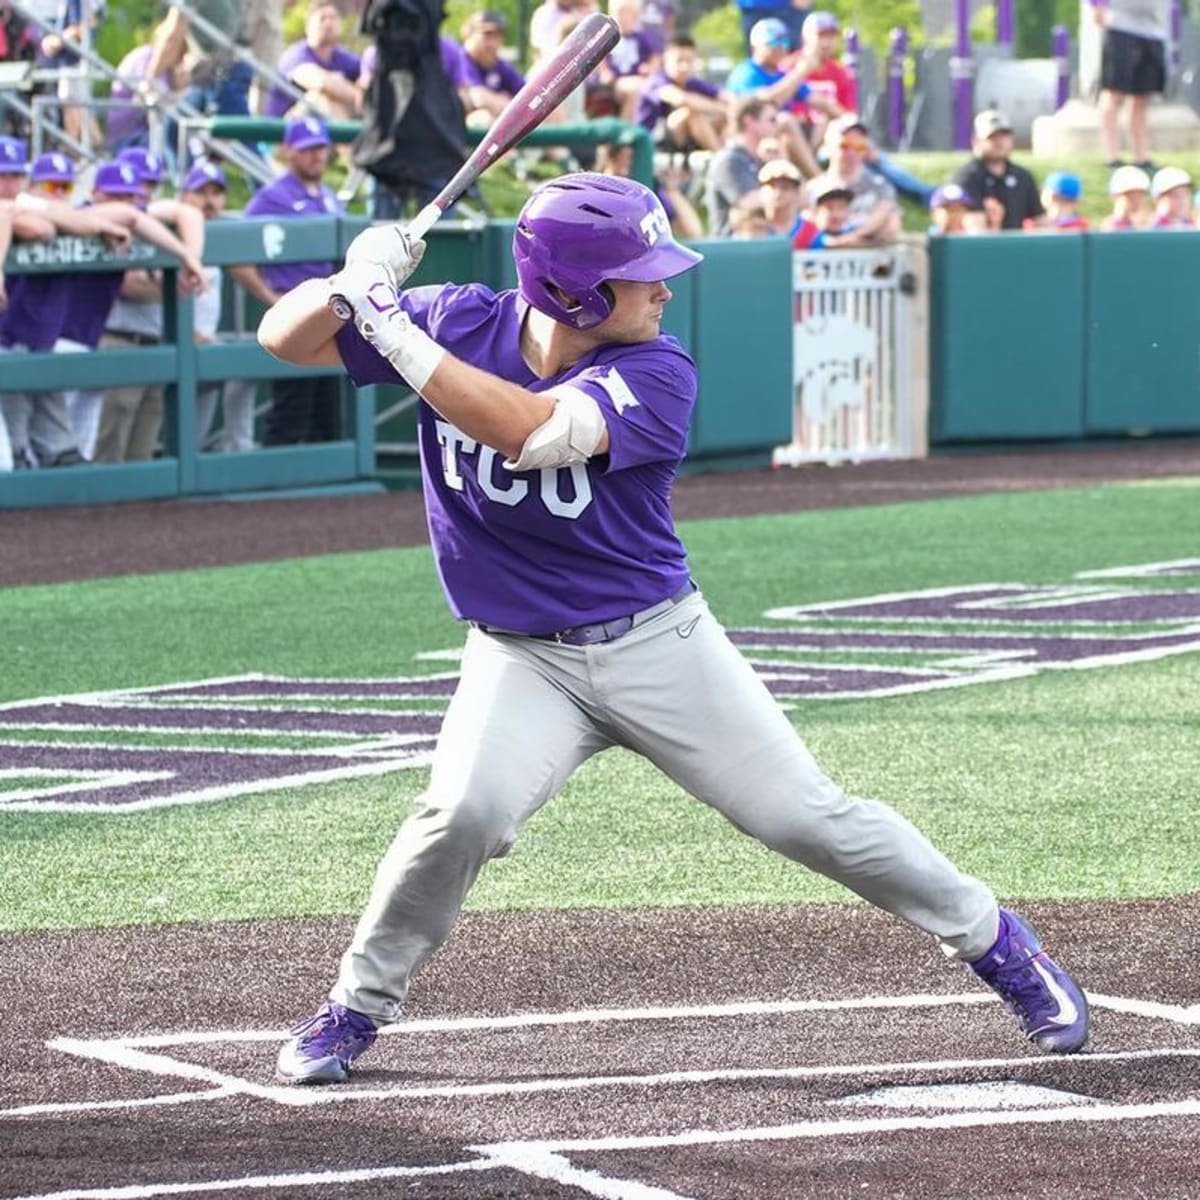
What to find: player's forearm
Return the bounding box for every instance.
[419,356,558,461]
[258,277,342,365]
[148,198,206,258]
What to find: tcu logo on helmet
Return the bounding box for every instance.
[639,207,671,246]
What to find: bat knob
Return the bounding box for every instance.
[328,293,354,322]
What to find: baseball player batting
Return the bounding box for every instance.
[260,174,1089,1084]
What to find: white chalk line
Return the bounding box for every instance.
[481,1146,697,1200]
[4,1157,500,1200]
[2,1086,237,1119]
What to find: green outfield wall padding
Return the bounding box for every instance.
[1084,232,1200,435]
[930,234,1086,441]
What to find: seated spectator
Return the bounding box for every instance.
[928,183,984,235]
[1033,171,1089,231]
[729,201,772,239]
[634,34,727,155]
[266,0,361,120]
[704,95,779,236]
[821,113,932,206]
[780,11,854,146]
[757,157,823,247]
[597,0,658,124]
[725,17,826,176]
[1100,164,1151,230]
[529,0,596,59]
[733,0,806,52]
[458,11,525,128]
[596,129,702,239]
[107,37,186,153]
[1150,165,1194,228]
[805,122,900,244]
[232,117,343,447]
[952,109,1043,231]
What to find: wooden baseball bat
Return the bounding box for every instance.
[404,12,620,240]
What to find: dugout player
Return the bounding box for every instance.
[260,173,1090,1084]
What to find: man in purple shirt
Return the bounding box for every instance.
[635,34,728,154]
[232,116,344,446]
[259,173,1090,1084]
[266,0,362,120]
[458,10,525,127]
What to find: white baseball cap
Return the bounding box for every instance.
[1108,165,1150,196]
[1151,165,1192,199]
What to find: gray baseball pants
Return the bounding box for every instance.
[332,590,999,1023]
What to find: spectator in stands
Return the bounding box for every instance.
[458,11,525,127]
[726,19,827,176]
[705,95,778,236]
[638,0,677,55]
[1100,164,1151,230]
[1033,171,1089,232]
[596,0,657,124]
[267,0,362,120]
[952,109,1043,232]
[529,0,596,60]
[729,201,772,239]
[357,35,468,109]
[757,157,822,247]
[805,120,900,244]
[809,177,860,245]
[1091,0,1166,170]
[107,36,186,152]
[733,0,809,52]
[928,183,984,235]
[1150,165,1194,228]
[0,2,37,69]
[231,116,343,447]
[779,11,854,147]
[3,158,203,469]
[821,113,933,207]
[596,128,702,239]
[635,34,727,156]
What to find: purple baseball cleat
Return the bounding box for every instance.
[970,909,1090,1053]
[275,1002,378,1084]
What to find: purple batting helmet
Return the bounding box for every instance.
[513,173,703,330]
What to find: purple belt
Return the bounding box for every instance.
[476,581,697,647]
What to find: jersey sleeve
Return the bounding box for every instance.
[565,342,697,471]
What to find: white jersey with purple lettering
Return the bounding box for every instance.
[335,282,696,634]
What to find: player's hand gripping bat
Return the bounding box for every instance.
[330,12,620,320]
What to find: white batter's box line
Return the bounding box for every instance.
[20,992,1199,1119]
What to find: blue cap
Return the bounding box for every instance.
[0,136,28,174]
[284,115,332,150]
[117,146,166,184]
[93,160,143,196]
[1044,170,1082,201]
[30,151,75,184]
[749,17,790,48]
[183,160,227,192]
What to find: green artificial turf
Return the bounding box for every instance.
[1,481,1197,931]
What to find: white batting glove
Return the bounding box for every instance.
[328,263,445,392]
[343,222,427,291]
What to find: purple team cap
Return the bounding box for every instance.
[0,136,28,174]
[930,182,972,210]
[514,172,703,330]
[117,146,166,184]
[30,151,76,184]
[183,160,227,192]
[749,17,790,49]
[285,116,332,150]
[93,160,143,195]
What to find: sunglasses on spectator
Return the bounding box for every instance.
[839,136,869,151]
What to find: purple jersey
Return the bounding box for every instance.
[607,30,657,78]
[0,273,73,350]
[335,283,696,632]
[638,0,679,55]
[460,53,524,95]
[244,173,342,294]
[635,70,720,129]
[59,270,126,348]
[267,40,362,118]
